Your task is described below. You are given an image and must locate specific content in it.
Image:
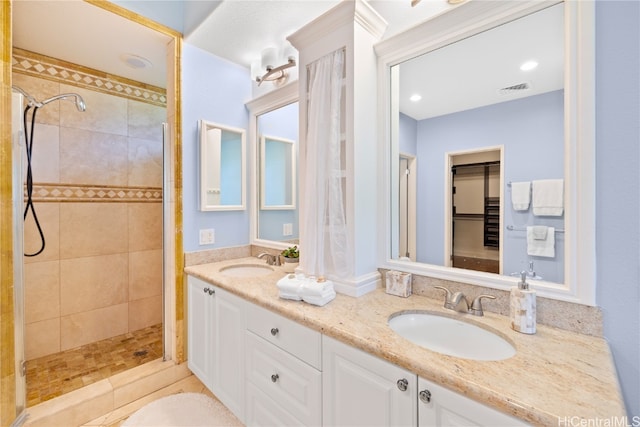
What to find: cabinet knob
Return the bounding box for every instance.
[419,389,432,403]
[270,327,279,336]
[271,373,279,383]
[396,378,409,391]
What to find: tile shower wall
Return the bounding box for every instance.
[13,49,166,360]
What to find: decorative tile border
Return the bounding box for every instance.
[26,183,162,203]
[12,48,167,107]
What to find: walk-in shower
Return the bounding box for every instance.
[12,85,86,257]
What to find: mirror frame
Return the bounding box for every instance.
[260,134,297,210]
[375,0,596,305]
[198,120,247,211]
[246,81,299,250]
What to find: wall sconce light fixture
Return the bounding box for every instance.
[251,43,297,86]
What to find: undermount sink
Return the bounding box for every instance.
[388,312,516,361]
[219,264,274,277]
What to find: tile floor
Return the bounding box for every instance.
[26,323,163,407]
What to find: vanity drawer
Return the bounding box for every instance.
[246,303,321,369]
[245,331,321,426]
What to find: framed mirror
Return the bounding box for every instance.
[376,0,595,304]
[247,82,300,248]
[199,120,246,211]
[260,134,296,210]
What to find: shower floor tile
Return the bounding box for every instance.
[26,323,163,407]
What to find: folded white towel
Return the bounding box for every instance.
[302,289,336,306]
[278,291,302,301]
[527,226,555,257]
[511,181,531,211]
[276,274,302,300]
[532,179,564,216]
[299,279,334,297]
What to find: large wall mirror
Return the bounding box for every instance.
[199,120,246,211]
[376,0,595,304]
[258,103,299,242]
[247,82,300,248]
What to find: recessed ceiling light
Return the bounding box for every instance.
[520,60,538,71]
[410,94,422,102]
[121,53,153,70]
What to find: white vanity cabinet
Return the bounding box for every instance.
[323,336,417,427]
[187,275,215,388]
[418,377,529,427]
[186,276,246,423]
[245,303,322,426]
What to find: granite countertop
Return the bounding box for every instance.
[185,258,625,426]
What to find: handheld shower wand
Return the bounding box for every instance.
[12,85,86,256]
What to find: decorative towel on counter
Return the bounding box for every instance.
[532,179,564,216]
[511,181,531,211]
[527,226,555,257]
[302,287,336,307]
[276,274,302,300]
[276,274,336,306]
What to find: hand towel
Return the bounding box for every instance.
[276,274,302,300]
[527,226,555,257]
[299,279,334,297]
[511,181,531,211]
[302,289,336,306]
[532,179,564,216]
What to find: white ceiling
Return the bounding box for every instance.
[12,0,172,88]
[398,3,564,120]
[11,0,563,118]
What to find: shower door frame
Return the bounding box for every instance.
[2,1,184,423]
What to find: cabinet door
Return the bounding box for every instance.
[323,336,416,427]
[187,276,215,390]
[212,287,246,423]
[418,377,530,427]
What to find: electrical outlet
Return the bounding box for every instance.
[199,228,215,245]
[283,223,293,236]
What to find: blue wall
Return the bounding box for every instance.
[257,102,299,242]
[182,43,251,251]
[412,91,564,280]
[596,0,640,417]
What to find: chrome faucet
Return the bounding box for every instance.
[434,286,469,312]
[257,252,281,266]
[434,286,495,316]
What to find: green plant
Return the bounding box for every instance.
[281,245,299,259]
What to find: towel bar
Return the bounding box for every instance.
[507,225,564,233]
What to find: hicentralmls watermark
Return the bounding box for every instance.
[558,416,640,427]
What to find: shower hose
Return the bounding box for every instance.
[23,105,45,257]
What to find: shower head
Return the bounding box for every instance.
[41,93,86,112]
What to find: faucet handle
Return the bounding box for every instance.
[433,286,451,299]
[469,294,496,316]
[257,253,276,265]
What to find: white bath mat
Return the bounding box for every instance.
[122,392,239,426]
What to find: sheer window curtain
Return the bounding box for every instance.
[301,48,352,279]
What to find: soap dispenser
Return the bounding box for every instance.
[510,271,536,334]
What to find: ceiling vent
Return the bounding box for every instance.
[499,82,530,95]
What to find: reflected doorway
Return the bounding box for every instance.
[448,149,501,273]
[398,153,416,261]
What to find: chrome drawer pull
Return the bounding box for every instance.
[270,327,279,336]
[271,373,279,383]
[419,389,432,403]
[397,378,408,391]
